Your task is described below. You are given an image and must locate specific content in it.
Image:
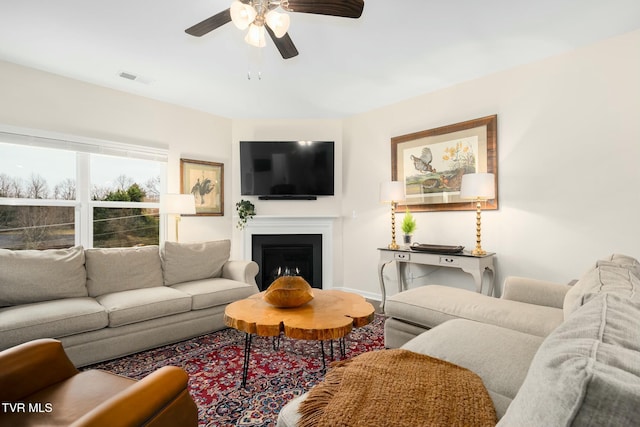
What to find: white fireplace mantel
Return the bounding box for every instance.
[242,216,337,289]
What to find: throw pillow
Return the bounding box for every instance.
[597,253,640,279]
[161,240,231,286]
[498,293,640,426]
[85,245,164,297]
[563,263,639,319]
[0,246,87,306]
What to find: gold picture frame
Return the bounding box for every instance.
[180,158,224,216]
[391,115,498,212]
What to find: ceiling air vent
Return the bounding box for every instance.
[118,71,151,84]
[119,71,137,80]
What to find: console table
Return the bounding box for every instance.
[378,248,496,311]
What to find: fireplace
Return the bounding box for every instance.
[242,216,335,290]
[252,234,322,291]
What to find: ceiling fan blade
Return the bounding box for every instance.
[282,0,364,19]
[265,26,299,59]
[185,8,232,37]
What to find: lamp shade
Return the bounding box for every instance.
[245,23,266,47]
[380,181,405,203]
[459,173,495,200]
[160,194,196,215]
[265,10,290,38]
[230,0,257,30]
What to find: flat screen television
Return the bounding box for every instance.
[240,141,335,199]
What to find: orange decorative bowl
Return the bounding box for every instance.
[264,276,315,308]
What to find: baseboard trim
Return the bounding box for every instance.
[330,286,381,302]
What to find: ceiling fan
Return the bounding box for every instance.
[185,0,365,59]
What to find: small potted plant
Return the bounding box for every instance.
[401,207,417,245]
[236,199,256,230]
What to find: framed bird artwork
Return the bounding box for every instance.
[391,115,498,212]
[180,158,224,216]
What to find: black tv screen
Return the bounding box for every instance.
[240,141,335,197]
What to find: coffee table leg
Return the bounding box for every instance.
[320,341,326,371]
[340,337,346,358]
[242,333,252,388]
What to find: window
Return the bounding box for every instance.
[0,128,167,250]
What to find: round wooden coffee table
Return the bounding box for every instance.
[224,289,375,387]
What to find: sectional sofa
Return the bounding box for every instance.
[277,254,640,426]
[0,240,259,366]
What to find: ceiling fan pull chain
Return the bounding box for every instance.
[247,70,263,81]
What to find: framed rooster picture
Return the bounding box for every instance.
[180,158,224,216]
[391,115,498,212]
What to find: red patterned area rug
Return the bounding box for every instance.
[86,314,385,427]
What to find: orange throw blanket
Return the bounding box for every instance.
[298,349,496,427]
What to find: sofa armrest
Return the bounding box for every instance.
[0,338,79,402]
[501,276,571,308]
[222,260,260,288]
[70,366,198,427]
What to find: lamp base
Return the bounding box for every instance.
[388,242,399,250]
[471,247,487,256]
[174,215,181,242]
[471,199,486,256]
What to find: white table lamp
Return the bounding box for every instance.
[160,194,196,242]
[380,181,405,250]
[459,173,495,256]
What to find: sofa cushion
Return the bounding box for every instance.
[385,285,564,337]
[171,278,258,310]
[402,319,544,419]
[0,298,108,349]
[161,240,230,286]
[0,246,87,307]
[498,293,640,427]
[563,263,640,318]
[85,246,164,297]
[96,287,192,327]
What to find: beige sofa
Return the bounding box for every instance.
[0,240,259,367]
[277,254,640,426]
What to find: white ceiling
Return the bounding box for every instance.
[1,1,639,119]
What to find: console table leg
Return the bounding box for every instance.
[378,260,393,312]
[486,267,496,296]
[242,333,252,388]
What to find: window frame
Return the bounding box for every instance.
[0,125,168,249]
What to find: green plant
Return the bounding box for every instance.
[236,199,256,230]
[401,207,417,235]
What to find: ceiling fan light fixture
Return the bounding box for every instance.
[245,23,266,47]
[265,10,290,38]
[230,0,257,30]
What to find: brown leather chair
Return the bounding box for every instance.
[0,339,198,427]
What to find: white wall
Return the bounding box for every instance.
[230,119,344,283]
[0,60,234,244]
[1,28,638,300]
[342,29,640,296]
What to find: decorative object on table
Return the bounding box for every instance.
[390,115,498,212]
[380,181,406,250]
[180,158,224,216]
[459,173,496,256]
[235,199,256,230]
[410,243,464,254]
[160,193,196,242]
[400,207,417,245]
[263,275,315,308]
[184,0,364,60]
